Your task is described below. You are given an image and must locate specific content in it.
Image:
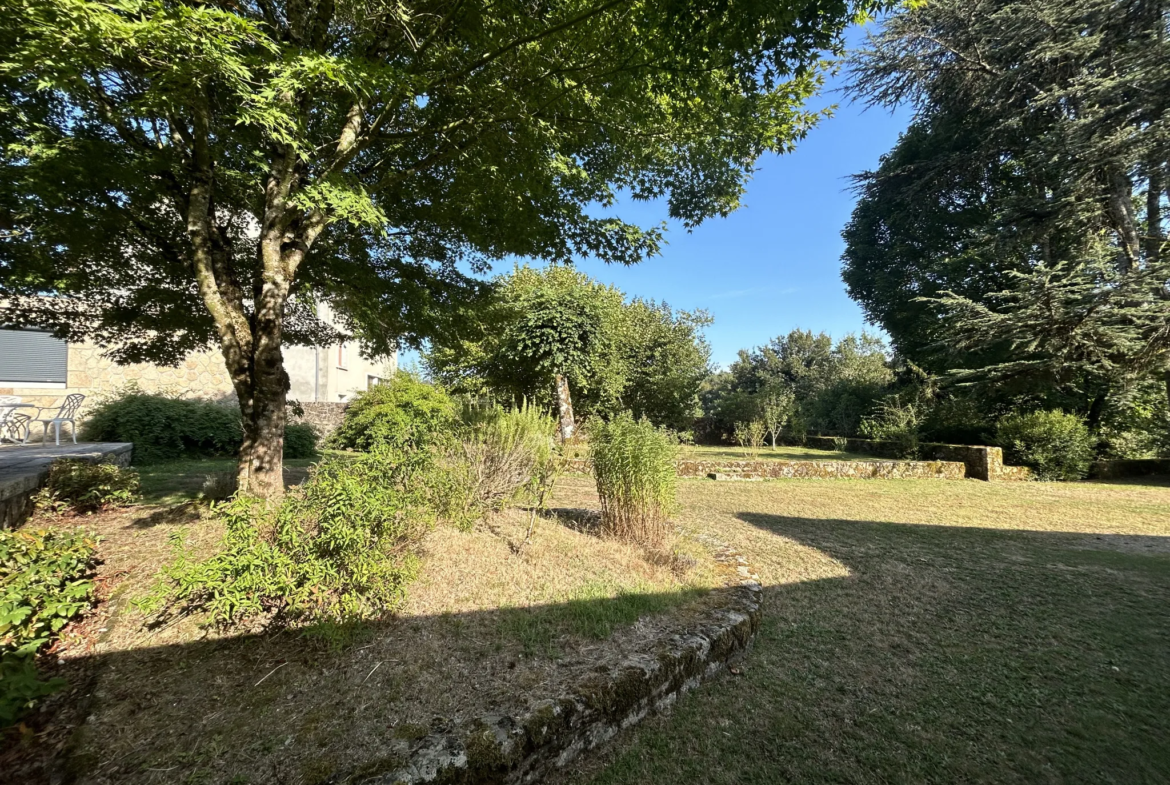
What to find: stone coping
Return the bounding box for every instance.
[340,544,764,785]
[566,457,968,481]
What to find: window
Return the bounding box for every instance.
[336,343,348,369]
[367,375,382,389]
[0,328,68,386]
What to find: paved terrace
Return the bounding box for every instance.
[0,442,133,528]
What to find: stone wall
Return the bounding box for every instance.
[803,437,1030,482]
[289,401,349,440]
[566,457,968,481]
[1089,458,1170,480]
[340,552,763,785]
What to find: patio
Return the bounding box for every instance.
[0,442,133,528]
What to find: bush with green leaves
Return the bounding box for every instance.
[0,528,98,726]
[448,401,559,527]
[733,419,767,456]
[140,449,436,628]
[331,374,457,453]
[81,386,243,463]
[35,459,140,514]
[589,414,678,547]
[283,423,319,459]
[996,410,1096,480]
[860,398,922,459]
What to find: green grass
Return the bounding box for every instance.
[680,443,874,462]
[135,456,321,504]
[549,475,1170,785]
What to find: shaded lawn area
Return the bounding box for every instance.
[681,444,874,462]
[135,454,334,504]
[549,475,1170,785]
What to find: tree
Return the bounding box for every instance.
[844,0,1170,419]
[0,0,874,498]
[426,266,625,439]
[759,383,795,448]
[424,267,712,434]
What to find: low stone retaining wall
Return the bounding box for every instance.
[1089,458,1170,480]
[290,401,349,440]
[803,437,1030,482]
[565,457,967,481]
[345,550,763,785]
[0,443,133,529]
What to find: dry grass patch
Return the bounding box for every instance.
[18,492,723,785]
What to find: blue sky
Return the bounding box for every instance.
[403,24,915,372]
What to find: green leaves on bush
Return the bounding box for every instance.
[81,386,243,464]
[35,459,140,514]
[860,398,922,459]
[589,414,678,547]
[996,410,1095,480]
[283,423,319,459]
[447,402,559,528]
[140,449,436,628]
[0,528,98,727]
[331,374,457,453]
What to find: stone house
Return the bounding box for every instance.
[1,306,395,416]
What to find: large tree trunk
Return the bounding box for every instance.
[555,373,576,441]
[1105,165,1142,273]
[235,316,289,499]
[1148,161,1164,263]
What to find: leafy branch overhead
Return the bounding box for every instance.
[1,0,876,497]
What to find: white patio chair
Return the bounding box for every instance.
[34,393,86,445]
[3,412,32,445]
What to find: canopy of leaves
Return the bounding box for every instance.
[0,0,875,363]
[842,0,1170,421]
[425,265,711,429]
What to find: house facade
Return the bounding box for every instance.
[1,310,395,413]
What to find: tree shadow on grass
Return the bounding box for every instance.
[554,512,1170,785]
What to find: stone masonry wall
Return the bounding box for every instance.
[567,457,967,481]
[0,444,133,530]
[1089,458,1170,479]
[289,401,349,440]
[803,437,1030,482]
[340,549,764,785]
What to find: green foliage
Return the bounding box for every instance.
[860,398,922,459]
[331,374,457,453]
[589,414,678,547]
[705,330,894,441]
[282,423,318,460]
[0,528,98,656]
[0,528,97,727]
[35,459,140,514]
[832,436,850,453]
[996,410,1096,481]
[447,402,559,527]
[80,387,243,464]
[759,385,796,448]
[140,449,436,627]
[733,420,768,458]
[1,652,66,728]
[845,0,1170,416]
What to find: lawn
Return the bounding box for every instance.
[135,455,326,504]
[547,475,1170,784]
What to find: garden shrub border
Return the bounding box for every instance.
[339,544,763,785]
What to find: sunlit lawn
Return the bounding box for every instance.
[548,474,1170,784]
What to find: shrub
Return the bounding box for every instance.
[140,449,435,628]
[0,528,98,727]
[860,398,922,458]
[331,373,457,453]
[283,423,319,459]
[448,402,559,526]
[589,414,678,547]
[81,386,243,463]
[200,471,238,501]
[733,420,767,457]
[996,410,1095,480]
[35,459,140,514]
[832,435,849,453]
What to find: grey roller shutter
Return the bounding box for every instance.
[0,329,69,384]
